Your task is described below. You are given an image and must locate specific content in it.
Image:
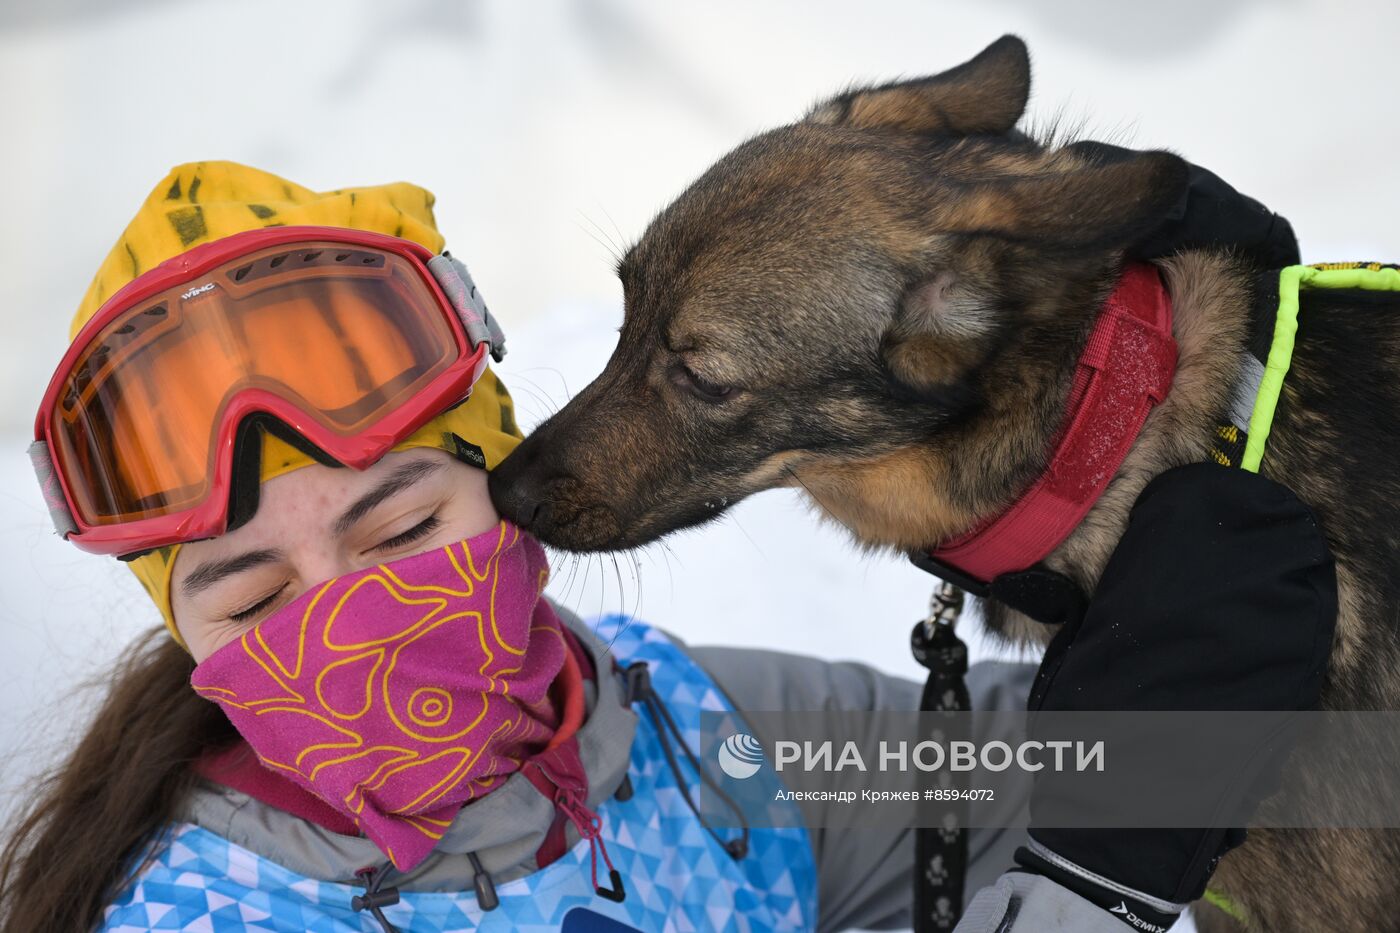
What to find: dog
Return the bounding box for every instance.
[490,36,1400,932]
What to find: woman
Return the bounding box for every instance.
[1,162,1032,932]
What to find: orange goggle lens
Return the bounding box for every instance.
[50,241,461,526]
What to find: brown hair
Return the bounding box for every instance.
[0,627,237,932]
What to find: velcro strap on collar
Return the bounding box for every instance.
[928,263,1177,586]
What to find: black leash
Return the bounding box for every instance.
[906,560,1088,932]
[909,581,970,932]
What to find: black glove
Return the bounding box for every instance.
[1068,141,1301,269]
[1015,463,1337,930]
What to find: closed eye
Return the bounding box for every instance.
[226,516,442,624]
[670,362,735,403]
[374,514,442,552]
[230,584,287,624]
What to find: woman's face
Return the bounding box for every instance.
[171,448,499,663]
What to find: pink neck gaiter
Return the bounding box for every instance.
[191,520,568,871]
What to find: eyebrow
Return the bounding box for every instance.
[178,458,446,600]
[180,549,285,598]
[331,457,445,536]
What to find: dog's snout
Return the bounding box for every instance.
[489,429,636,551]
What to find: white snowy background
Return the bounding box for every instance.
[3,3,1399,929]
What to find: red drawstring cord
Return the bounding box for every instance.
[523,747,627,903]
[554,789,626,903]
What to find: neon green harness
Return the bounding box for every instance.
[1202,261,1400,924]
[1203,887,1247,922]
[1242,262,1400,472]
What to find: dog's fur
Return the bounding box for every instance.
[490,36,1400,931]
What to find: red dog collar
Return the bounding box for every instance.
[925,262,1177,590]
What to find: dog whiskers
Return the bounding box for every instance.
[575,211,625,265]
[627,551,643,625]
[595,553,629,661]
[597,204,629,261]
[784,465,860,539]
[727,512,764,557]
[504,378,559,426]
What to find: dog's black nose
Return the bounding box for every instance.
[488,468,543,529]
[507,494,544,529]
[514,497,552,530]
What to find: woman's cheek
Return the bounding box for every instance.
[447,467,500,539]
[183,617,243,665]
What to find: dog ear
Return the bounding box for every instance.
[943,150,1191,252]
[807,35,1030,136]
[881,269,999,392]
[882,151,1190,392]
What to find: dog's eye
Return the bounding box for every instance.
[671,363,734,403]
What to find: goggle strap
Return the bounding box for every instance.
[428,252,508,363]
[28,440,78,539]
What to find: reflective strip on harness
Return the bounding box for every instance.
[1242,263,1400,472]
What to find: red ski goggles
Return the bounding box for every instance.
[31,226,505,557]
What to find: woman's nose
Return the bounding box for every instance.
[293,548,368,595]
